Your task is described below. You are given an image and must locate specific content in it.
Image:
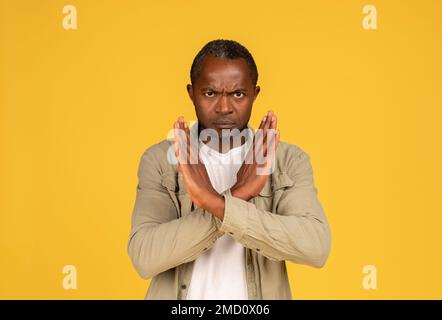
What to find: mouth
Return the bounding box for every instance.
[213,121,236,129]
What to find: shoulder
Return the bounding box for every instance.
[276,141,311,165]
[275,141,313,177]
[141,139,173,160]
[137,139,176,177]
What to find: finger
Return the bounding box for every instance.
[178,118,190,164]
[257,111,271,145]
[184,120,198,164]
[264,113,277,157]
[176,119,188,164]
[182,118,193,164]
[265,127,280,160]
[177,117,191,164]
[268,129,278,155]
[261,130,278,174]
[254,128,267,165]
[173,121,181,158]
[248,115,265,164]
[270,113,277,130]
[259,114,267,130]
[263,110,273,137]
[252,111,270,163]
[267,129,280,171]
[261,110,273,157]
[263,110,273,131]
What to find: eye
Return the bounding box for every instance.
[233,91,245,98]
[204,91,215,97]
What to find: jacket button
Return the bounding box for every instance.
[181,284,187,290]
[229,232,234,235]
[256,248,261,252]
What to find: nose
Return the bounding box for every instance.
[215,93,233,115]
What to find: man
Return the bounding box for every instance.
[128,39,331,299]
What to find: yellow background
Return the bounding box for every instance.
[1,0,441,299]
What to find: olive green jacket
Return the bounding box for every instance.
[127,138,331,300]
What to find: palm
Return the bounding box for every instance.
[232,110,280,201]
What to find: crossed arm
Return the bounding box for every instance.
[128,111,331,279]
[171,111,280,220]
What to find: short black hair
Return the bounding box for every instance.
[190,39,258,86]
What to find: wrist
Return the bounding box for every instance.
[231,185,251,201]
[205,193,225,221]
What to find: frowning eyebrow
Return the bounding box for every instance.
[200,86,248,92]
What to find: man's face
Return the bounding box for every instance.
[187,55,260,138]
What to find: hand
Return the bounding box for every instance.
[173,116,225,220]
[231,110,280,201]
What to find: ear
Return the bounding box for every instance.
[253,85,261,101]
[186,84,194,102]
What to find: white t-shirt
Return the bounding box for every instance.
[186,125,253,300]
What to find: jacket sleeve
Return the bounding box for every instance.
[216,149,331,268]
[127,147,221,280]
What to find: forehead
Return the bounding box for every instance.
[196,56,253,87]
